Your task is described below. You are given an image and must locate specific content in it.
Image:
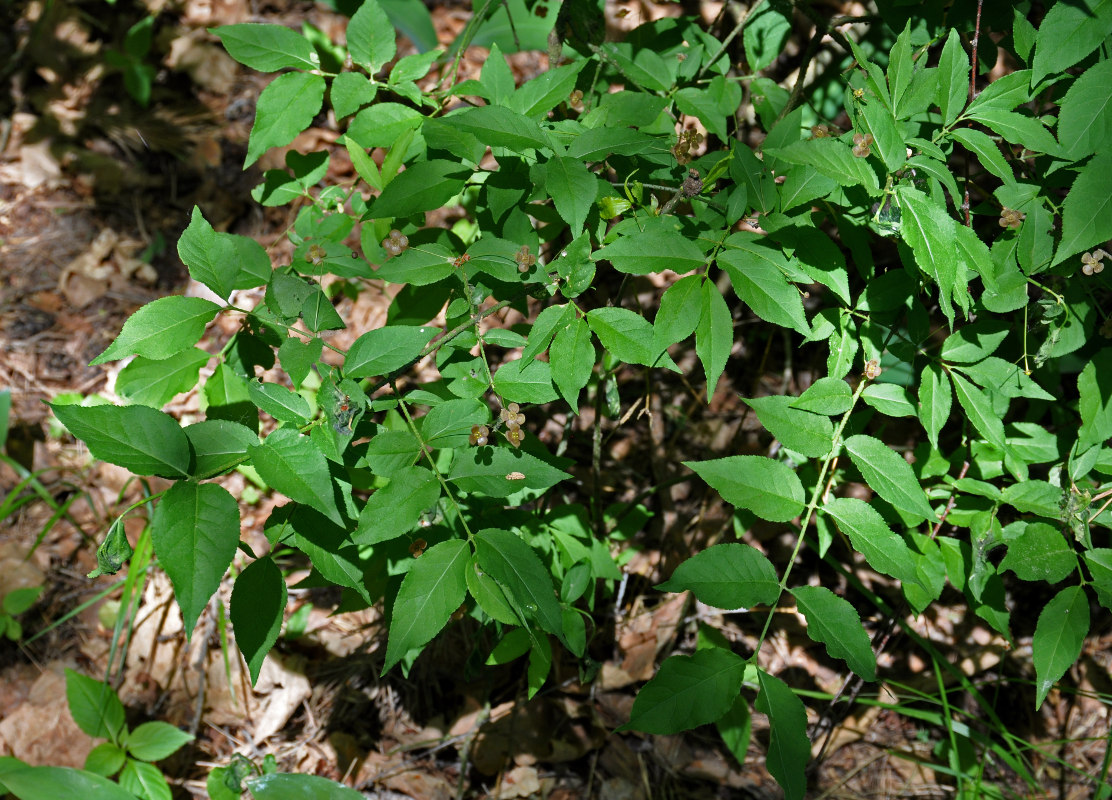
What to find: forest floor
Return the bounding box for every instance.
[1,1,1109,799]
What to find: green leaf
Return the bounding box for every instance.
[65,669,126,741]
[965,108,1059,156]
[247,773,365,800]
[936,29,968,126]
[861,383,917,418]
[908,155,963,211]
[1031,0,1112,86]
[184,420,256,479]
[843,435,938,522]
[151,482,239,635]
[509,60,587,118]
[493,358,560,404]
[347,0,396,72]
[0,763,140,800]
[347,103,423,149]
[124,722,194,762]
[421,398,488,449]
[1001,480,1063,519]
[695,277,732,398]
[621,647,746,734]
[764,138,880,195]
[246,72,326,168]
[247,380,311,424]
[1032,585,1090,709]
[330,72,376,119]
[1057,59,1112,160]
[1052,152,1112,267]
[448,446,571,497]
[359,429,421,477]
[119,759,171,800]
[440,105,551,151]
[683,455,805,522]
[379,0,438,53]
[1078,351,1112,451]
[375,243,455,286]
[212,24,318,71]
[369,160,470,219]
[344,325,437,379]
[544,157,597,234]
[49,402,191,478]
[791,377,852,416]
[480,41,514,103]
[587,307,670,369]
[896,185,965,324]
[821,497,923,588]
[998,523,1077,583]
[178,206,237,299]
[84,743,126,777]
[383,539,469,672]
[656,543,779,609]
[716,695,751,768]
[230,556,286,685]
[474,529,564,638]
[653,275,703,354]
[790,585,876,681]
[743,2,791,71]
[114,348,209,408]
[248,427,344,525]
[565,127,658,161]
[91,296,221,365]
[940,319,1010,363]
[951,371,1006,450]
[550,317,595,413]
[859,98,905,172]
[949,128,1013,184]
[918,363,952,449]
[592,228,705,275]
[744,395,834,458]
[354,466,441,545]
[719,249,810,336]
[300,286,345,332]
[754,669,809,800]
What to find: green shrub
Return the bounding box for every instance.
[51,0,1112,796]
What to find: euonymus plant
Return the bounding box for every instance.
[49,0,1112,796]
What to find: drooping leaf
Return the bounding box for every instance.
[493,358,560,403]
[683,455,805,522]
[151,481,240,635]
[951,371,1007,450]
[474,529,564,638]
[754,669,809,800]
[620,647,746,734]
[49,402,191,478]
[184,420,257,479]
[695,277,733,398]
[657,543,779,609]
[91,296,221,365]
[1077,350,1112,452]
[550,316,595,413]
[791,377,852,416]
[790,585,877,681]
[918,363,952,449]
[544,157,597,234]
[231,556,287,684]
[383,539,469,672]
[764,138,880,195]
[936,29,969,126]
[587,307,679,370]
[843,434,939,522]
[896,185,962,325]
[1032,585,1090,709]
